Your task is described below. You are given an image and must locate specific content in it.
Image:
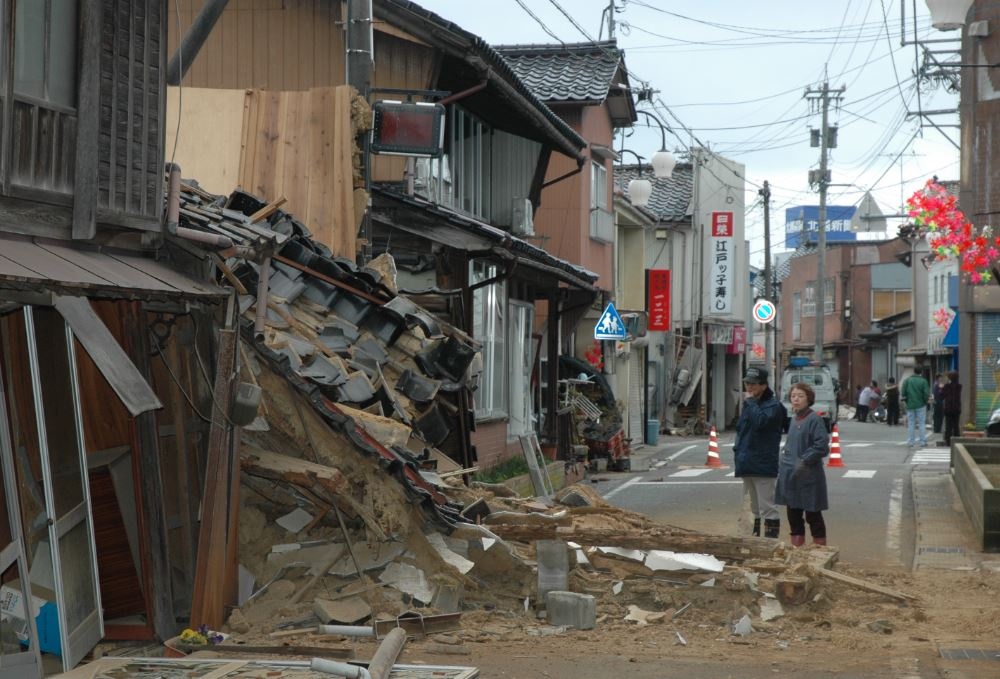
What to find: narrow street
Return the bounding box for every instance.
[599,419,924,569]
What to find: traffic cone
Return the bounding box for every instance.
[705,424,723,467]
[827,423,845,467]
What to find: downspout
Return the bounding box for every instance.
[167,0,232,85]
[165,163,239,250]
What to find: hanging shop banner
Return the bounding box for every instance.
[646,269,671,331]
[709,211,733,315]
[727,325,747,355]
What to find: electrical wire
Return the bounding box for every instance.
[513,0,564,44]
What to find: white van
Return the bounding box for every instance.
[780,361,838,432]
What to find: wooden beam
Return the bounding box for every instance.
[813,566,916,602]
[190,298,240,629]
[129,303,175,640]
[72,0,101,239]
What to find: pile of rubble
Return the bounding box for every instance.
[160,182,921,673]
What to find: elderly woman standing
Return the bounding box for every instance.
[775,382,830,546]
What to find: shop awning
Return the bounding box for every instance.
[942,312,959,348]
[0,233,225,299]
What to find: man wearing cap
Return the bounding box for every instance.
[733,366,787,539]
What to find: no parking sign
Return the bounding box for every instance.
[753,299,776,324]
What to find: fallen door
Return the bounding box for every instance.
[23,307,103,671]
[0,342,42,678]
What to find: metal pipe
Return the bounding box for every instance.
[167,0,232,85]
[165,163,237,249]
[253,257,272,341]
[166,163,182,234]
[310,658,372,679]
[317,624,376,637]
[368,628,407,679]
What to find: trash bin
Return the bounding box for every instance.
[645,419,659,445]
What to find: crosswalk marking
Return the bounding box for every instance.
[844,443,873,448]
[842,469,877,478]
[910,450,950,464]
[669,468,713,477]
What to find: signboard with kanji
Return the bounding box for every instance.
[709,211,733,315]
[646,269,671,331]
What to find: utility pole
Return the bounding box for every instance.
[759,181,773,375]
[346,0,373,94]
[606,0,616,38]
[805,81,845,363]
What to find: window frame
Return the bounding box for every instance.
[470,259,508,420]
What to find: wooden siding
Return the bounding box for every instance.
[10,101,77,195]
[97,0,166,225]
[166,0,345,91]
[239,87,356,258]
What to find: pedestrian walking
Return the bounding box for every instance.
[903,367,931,447]
[941,371,962,446]
[853,385,864,421]
[932,374,947,434]
[884,377,901,426]
[733,367,787,539]
[774,382,829,546]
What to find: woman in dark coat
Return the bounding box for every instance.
[774,382,830,546]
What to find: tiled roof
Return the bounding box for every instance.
[614,163,693,222]
[496,42,624,104]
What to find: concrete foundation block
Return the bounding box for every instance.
[545,591,596,630]
[536,540,569,600]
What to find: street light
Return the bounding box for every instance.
[619,149,652,208]
[635,110,677,180]
[925,0,974,31]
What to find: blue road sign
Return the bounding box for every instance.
[594,303,627,340]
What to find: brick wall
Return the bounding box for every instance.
[471,420,522,470]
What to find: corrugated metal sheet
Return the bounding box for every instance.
[0,234,224,298]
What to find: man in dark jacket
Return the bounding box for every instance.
[733,366,787,539]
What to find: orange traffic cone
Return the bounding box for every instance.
[827,423,845,467]
[705,424,723,467]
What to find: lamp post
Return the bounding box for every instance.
[635,110,677,180]
[619,149,653,208]
[925,0,974,31]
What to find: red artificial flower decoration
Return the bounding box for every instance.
[906,179,999,284]
[584,340,604,372]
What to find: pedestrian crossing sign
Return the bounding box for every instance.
[594,303,627,340]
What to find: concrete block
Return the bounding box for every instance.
[536,540,569,600]
[545,591,595,630]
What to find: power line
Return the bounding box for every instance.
[512,0,564,43]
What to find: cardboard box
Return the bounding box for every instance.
[0,580,61,656]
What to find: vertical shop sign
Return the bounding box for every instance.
[710,211,733,315]
[646,269,671,331]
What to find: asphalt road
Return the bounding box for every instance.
[592,417,946,569]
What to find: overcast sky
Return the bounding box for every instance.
[412,0,961,266]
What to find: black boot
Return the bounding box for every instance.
[752,518,761,537]
[764,519,780,539]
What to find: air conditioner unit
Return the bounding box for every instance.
[511,197,534,237]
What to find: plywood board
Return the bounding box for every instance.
[165,87,247,195]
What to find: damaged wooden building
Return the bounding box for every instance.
[165,0,603,470]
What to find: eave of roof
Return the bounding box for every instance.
[377,0,587,161]
[372,187,599,289]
